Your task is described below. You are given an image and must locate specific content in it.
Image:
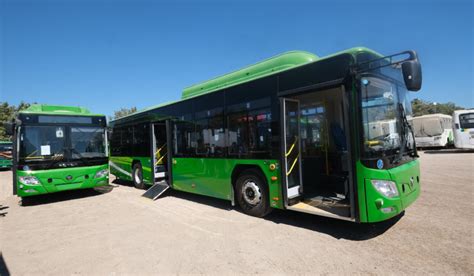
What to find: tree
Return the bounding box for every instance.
[109,107,137,121]
[411,98,465,117]
[0,101,32,140]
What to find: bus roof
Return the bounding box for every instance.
[19,104,104,117]
[453,109,474,115]
[182,51,319,100]
[411,113,453,120]
[111,46,383,124]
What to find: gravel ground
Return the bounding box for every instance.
[0,152,473,275]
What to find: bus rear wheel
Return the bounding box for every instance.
[235,169,271,217]
[132,163,145,189]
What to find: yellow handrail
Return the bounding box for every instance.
[286,153,300,176]
[285,136,298,157]
[155,144,166,156]
[155,153,167,166]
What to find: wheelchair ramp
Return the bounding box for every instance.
[142,181,169,200]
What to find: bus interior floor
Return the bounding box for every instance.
[289,191,351,218]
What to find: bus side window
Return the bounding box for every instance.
[132,123,150,157]
[173,115,195,157]
[122,126,133,156]
[111,127,123,156]
[194,107,225,157]
[227,98,272,158]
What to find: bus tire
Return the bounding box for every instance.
[235,169,272,217]
[20,197,31,206]
[132,163,145,189]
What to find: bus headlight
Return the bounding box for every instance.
[19,176,40,185]
[371,180,399,198]
[95,169,109,179]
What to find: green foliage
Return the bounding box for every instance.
[411,98,465,117]
[0,101,32,140]
[109,107,137,121]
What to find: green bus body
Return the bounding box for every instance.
[110,47,422,223]
[11,105,109,199]
[16,164,109,197]
[0,141,13,169]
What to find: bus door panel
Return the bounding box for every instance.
[282,98,303,200]
[151,122,168,184]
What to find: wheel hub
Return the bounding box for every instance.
[242,181,262,205]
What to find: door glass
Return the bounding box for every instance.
[284,100,301,197]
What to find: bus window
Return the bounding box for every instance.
[132,123,150,157]
[195,107,225,157]
[227,98,272,158]
[173,114,195,157]
[459,113,474,129]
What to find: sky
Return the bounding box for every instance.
[1,0,473,117]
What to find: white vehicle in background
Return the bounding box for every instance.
[453,110,474,149]
[411,114,453,148]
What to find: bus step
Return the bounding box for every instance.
[142,181,169,200]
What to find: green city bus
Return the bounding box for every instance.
[5,104,109,204]
[0,141,13,169]
[110,47,422,223]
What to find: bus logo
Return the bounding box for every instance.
[66,175,73,181]
[376,159,384,169]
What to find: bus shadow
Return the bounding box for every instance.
[0,253,10,276]
[20,185,115,207]
[172,191,402,240]
[110,179,401,239]
[162,189,232,211]
[264,209,403,240]
[111,178,135,187]
[110,179,231,211]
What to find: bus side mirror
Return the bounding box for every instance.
[402,58,422,91]
[4,122,14,135]
[402,51,422,91]
[455,123,460,129]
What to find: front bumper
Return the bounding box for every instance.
[360,160,421,223]
[16,164,109,197]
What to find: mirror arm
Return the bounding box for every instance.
[353,50,419,74]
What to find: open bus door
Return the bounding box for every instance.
[142,121,171,200]
[281,98,303,203]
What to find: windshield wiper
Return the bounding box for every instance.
[393,103,418,164]
[70,148,85,159]
[46,149,67,169]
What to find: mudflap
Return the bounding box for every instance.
[142,180,170,200]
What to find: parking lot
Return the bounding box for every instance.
[0,152,473,275]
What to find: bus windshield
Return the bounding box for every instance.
[412,118,444,137]
[20,126,67,161]
[70,127,107,159]
[360,76,413,157]
[459,113,474,129]
[0,143,13,160]
[20,125,106,162]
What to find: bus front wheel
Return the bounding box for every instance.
[132,163,145,189]
[235,169,272,217]
[20,197,32,206]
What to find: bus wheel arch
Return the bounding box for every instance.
[132,160,145,189]
[232,165,272,217]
